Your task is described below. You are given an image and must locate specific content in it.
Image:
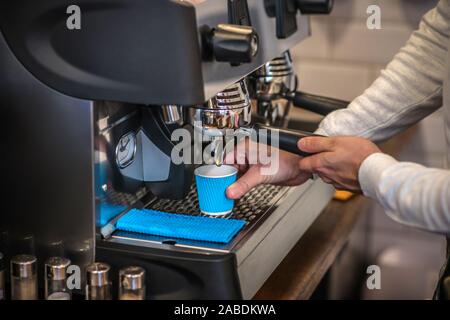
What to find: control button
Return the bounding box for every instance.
[202,24,259,65]
[297,0,333,14]
[116,132,137,169]
[265,0,334,39]
[228,0,252,26]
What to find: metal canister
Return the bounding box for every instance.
[85,262,112,300]
[67,239,93,290]
[10,254,38,300]
[0,252,5,300]
[119,266,146,300]
[45,257,71,300]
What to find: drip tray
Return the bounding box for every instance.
[105,180,334,299]
[149,184,287,222]
[110,184,291,252]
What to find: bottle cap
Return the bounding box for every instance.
[86,262,110,287]
[45,257,71,281]
[119,266,145,290]
[11,254,37,279]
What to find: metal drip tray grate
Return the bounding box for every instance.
[97,184,148,207]
[148,184,288,223]
[107,184,291,252]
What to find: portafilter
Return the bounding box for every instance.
[250,51,349,118]
[189,77,330,163]
[189,80,252,138]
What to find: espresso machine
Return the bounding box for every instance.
[1,0,340,299]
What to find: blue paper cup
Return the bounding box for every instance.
[195,165,238,217]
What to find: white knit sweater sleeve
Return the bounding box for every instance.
[316,1,449,140]
[359,153,450,235]
[315,1,450,234]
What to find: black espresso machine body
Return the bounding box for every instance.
[1,0,334,299]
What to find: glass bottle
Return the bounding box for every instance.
[10,254,38,300]
[119,266,146,300]
[85,262,112,300]
[45,257,71,300]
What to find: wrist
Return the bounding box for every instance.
[358,153,398,198]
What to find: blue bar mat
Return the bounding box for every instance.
[98,203,127,226]
[116,209,247,244]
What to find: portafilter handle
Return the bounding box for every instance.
[289,91,349,116]
[253,124,323,157]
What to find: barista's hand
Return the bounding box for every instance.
[225,140,311,199]
[297,136,381,192]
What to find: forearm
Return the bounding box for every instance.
[359,153,450,234]
[317,1,449,141]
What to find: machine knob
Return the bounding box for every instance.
[264,0,333,39]
[206,24,259,65]
[296,0,333,14]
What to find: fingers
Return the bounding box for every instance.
[281,172,312,186]
[298,154,328,173]
[298,137,335,153]
[317,173,333,185]
[226,166,264,199]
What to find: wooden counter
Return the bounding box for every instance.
[254,127,416,300]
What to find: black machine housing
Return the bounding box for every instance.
[0,0,331,299]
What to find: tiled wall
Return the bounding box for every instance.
[292,0,438,101]
[292,0,448,299]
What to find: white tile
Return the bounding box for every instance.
[329,20,414,65]
[293,59,372,101]
[367,65,385,84]
[294,1,435,65]
[291,17,330,59]
[329,0,437,25]
[331,0,376,20]
[398,111,447,167]
[376,0,438,26]
[416,112,447,155]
